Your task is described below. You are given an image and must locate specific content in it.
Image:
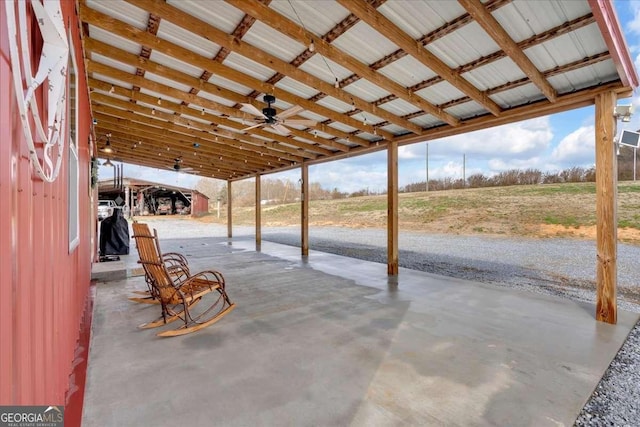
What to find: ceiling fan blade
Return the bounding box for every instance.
[270,123,291,135]
[281,119,317,127]
[277,105,304,119]
[241,103,266,118]
[242,122,266,132]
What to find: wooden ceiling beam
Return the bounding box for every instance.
[100,128,280,170]
[337,0,502,117]
[458,0,558,102]
[97,140,245,177]
[438,52,611,111]
[85,38,352,153]
[92,98,288,169]
[86,61,333,157]
[117,1,407,139]
[224,0,459,127]
[88,79,313,162]
[96,121,270,174]
[81,3,379,145]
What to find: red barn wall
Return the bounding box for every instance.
[191,191,209,216]
[0,0,93,408]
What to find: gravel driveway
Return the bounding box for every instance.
[141,218,640,426]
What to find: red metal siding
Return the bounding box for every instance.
[191,191,209,216]
[0,0,93,409]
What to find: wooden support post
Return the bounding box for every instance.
[255,174,261,245]
[227,180,232,239]
[301,164,309,256]
[595,91,617,324]
[387,140,399,275]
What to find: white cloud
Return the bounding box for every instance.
[627,0,640,36]
[551,125,595,165]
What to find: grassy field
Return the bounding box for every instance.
[200,182,640,244]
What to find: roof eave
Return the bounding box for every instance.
[588,0,639,89]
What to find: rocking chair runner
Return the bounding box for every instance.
[132,224,235,337]
[130,222,191,304]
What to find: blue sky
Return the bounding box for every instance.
[100,0,640,193]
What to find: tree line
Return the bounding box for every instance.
[194,149,639,207]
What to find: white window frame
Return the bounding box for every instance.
[68,32,79,253]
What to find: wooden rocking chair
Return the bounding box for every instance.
[132,224,235,337]
[129,222,191,304]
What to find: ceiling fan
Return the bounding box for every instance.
[241,94,317,135]
[167,157,199,174]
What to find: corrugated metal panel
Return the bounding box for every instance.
[222,52,278,82]
[298,53,355,83]
[317,95,357,114]
[378,0,465,40]
[149,51,204,79]
[138,87,186,105]
[464,57,526,92]
[156,20,220,58]
[328,121,359,133]
[503,0,591,38]
[90,53,138,75]
[377,55,438,88]
[274,76,318,100]
[428,22,501,68]
[243,21,306,63]
[489,83,544,108]
[525,26,609,72]
[88,26,141,55]
[378,98,421,117]
[416,81,467,106]
[379,123,407,135]
[409,114,444,129]
[444,100,486,120]
[549,60,619,93]
[168,0,245,33]
[206,73,254,97]
[270,0,350,36]
[331,21,400,65]
[196,90,240,108]
[342,78,391,103]
[91,73,134,90]
[144,72,193,93]
[86,0,148,30]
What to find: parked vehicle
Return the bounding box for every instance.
[98,200,116,220]
[156,197,172,215]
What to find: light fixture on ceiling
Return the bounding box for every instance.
[308,39,315,52]
[157,97,162,105]
[100,133,113,153]
[151,108,156,115]
[103,158,114,167]
[109,85,115,94]
[334,78,339,89]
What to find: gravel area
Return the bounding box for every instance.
[142,219,640,426]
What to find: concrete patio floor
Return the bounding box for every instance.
[83,236,638,426]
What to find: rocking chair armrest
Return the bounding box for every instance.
[179,270,225,291]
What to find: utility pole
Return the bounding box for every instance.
[463,153,466,187]
[425,143,429,192]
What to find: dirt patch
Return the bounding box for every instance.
[538,224,640,242]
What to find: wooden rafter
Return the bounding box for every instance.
[337,0,502,117]
[122,0,411,138]
[458,0,558,102]
[222,0,460,127]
